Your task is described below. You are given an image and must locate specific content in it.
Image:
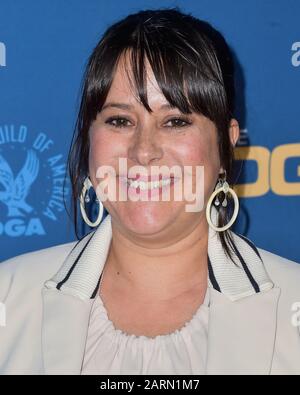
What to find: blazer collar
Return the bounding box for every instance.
[44,207,274,302]
[41,208,278,375]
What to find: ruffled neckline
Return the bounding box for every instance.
[89,287,210,343]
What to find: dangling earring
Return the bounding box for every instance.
[80,177,104,227]
[205,170,239,232]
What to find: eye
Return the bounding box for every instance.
[105,116,132,128]
[164,117,192,129]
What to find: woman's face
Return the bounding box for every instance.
[88,55,238,244]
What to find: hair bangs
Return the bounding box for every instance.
[112,27,228,125]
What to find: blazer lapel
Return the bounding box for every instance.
[205,206,279,374]
[41,288,93,375]
[41,215,113,375]
[206,286,281,375]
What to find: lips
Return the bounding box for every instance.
[126,174,173,182]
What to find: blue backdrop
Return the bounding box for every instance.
[0,0,299,263]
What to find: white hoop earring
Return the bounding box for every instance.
[80,177,104,227]
[206,173,239,232]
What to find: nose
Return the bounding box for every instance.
[127,126,163,166]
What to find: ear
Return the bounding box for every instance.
[219,119,240,174]
[229,118,240,147]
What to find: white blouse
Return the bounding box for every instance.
[81,288,210,375]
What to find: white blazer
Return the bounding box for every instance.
[0,213,300,375]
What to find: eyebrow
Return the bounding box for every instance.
[101,102,175,111]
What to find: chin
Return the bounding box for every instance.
[110,200,179,236]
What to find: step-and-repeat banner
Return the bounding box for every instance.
[0,0,299,263]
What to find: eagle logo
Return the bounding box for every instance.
[0,149,39,217]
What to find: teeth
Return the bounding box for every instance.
[127,178,172,190]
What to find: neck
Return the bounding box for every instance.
[104,216,209,302]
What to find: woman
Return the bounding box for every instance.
[0,8,300,375]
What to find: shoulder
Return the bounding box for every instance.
[0,241,77,301]
[258,247,300,295]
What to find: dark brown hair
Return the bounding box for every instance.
[67,6,238,261]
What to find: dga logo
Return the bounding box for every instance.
[0,124,69,237]
[291,42,300,67]
[0,42,6,67]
